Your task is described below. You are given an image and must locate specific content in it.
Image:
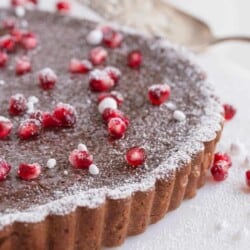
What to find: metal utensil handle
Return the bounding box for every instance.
[211,36,250,45]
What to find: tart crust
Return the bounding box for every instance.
[0,125,222,250]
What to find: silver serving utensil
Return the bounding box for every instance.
[78,0,250,53]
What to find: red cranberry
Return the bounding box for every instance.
[0,35,15,52]
[108,117,127,139]
[102,27,123,48]
[127,50,143,69]
[2,17,16,30]
[210,161,228,181]
[125,147,146,167]
[17,119,42,140]
[89,47,107,65]
[11,0,26,6]
[56,1,71,13]
[27,0,38,4]
[53,103,77,128]
[148,84,171,106]
[89,69,114,92]
[69,149,93,169]
[102,108,129,126]
[10,28,24,43]
[0,116,13,139]
[42,111,61,128]
[0,158,11,181]
[38,68,58,90]
[20,32,38,50]
[214,152,232,168]
[9,93,27,116]
[18,163,41,180]
[15,56,31,75]
[69,58,93,74]
[223,104,236,121]
[0,51,8,67]
[104,66,121,85]
[29,110,44,123]
[246,170,250,187]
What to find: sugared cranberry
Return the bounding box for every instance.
[9,93,27,116]
[98,97,118,114]
[56,1,71,13]
[27,0,38,5]
[69,149,93,169]
[53,103,77,128]
[89,47,107,65]
[97,91,124,106]
[18,119,42,140]
[29,110,44,123]
[10,28,24,42]
[11,0,26,6]
[102,108,129,126]
[42,111,61,128]
[148,84,171,106]
[89,69,114,92]
[15,56,31,75]
[0,51,8,67]
[18,163,41,180]
[104,66,121,85]
[210,161,228,181]
[223,104,236,121]
[102,27,123,48]
[0,158,11,181]
[108,117,127,139]
[127,50,143,69]
[0,35,15,52]
[38,68,58,90]
[2,17,16,30]
[0,116,13,139]
[69,59,93,74]
[246,170,250,187]
[125,147,146,167]
[20,32,38,50]
[214,152,232,168]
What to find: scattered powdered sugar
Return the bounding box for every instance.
[165,101,176,111]
[46,158,57,169]
[173,110,186,122]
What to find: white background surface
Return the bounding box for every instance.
[1,1,250,250]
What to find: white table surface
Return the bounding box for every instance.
[1,1,249,250]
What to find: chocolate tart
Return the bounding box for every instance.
[0,8,223,250]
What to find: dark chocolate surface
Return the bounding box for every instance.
[0,9,215,212]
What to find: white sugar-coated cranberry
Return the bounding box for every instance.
[104,66,121,85]
[15,6,26,18]
[108,117,127,139]
[223,104,236,121]
[102,108,129,126]
[2,17,16,30]
[38,68,58,90]
[47,158,57,169]
[86,29,103,45]
[97,91,123,106]
[89,69,114,92]
[125,147,146,167]
[102,27,123,48]
[148,84,171,106]
[210,161,228,182]
[0,35,15,52]
[246,170,250,187]
[56,1,71,13]
[127,50,143,69]
[0,51,8,67]
[9,93,27,116]
[10,28,24,42]
[89,47,108,65]
[0,158,11,181]
[214,152,232,168]
[173,110,186,122]
[42,111,61,128]
[16,56,31,75]
[17,119,42,140]
[0,116,13,139]
[30,110,44,123]
[69,58,93,74]
[69,149,93,169]
[20,32,38,50]
[18,163,41,180]
[89,164,99,175]
[53,103,77,128]
[98,97,118,114]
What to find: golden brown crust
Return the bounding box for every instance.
[0,129,221,250]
